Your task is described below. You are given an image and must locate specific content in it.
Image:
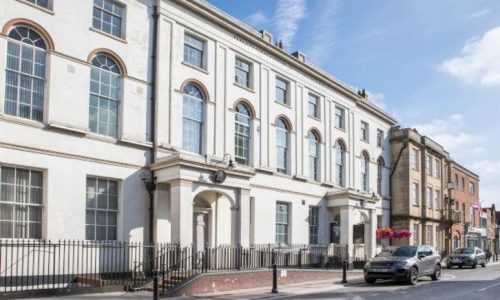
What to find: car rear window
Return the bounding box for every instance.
[453,248,474,254]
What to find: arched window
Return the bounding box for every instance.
[276,118,289,174]
[182,83,204,154]
[361,152,370,192]
[5,26,47,121]
[234,102,251,165]
[308,130,320,181]
[89,54,121,138]
[377,158,385,196]
[334,140,346,187]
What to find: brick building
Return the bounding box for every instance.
[483,206,496,252]
[446,162,481,251]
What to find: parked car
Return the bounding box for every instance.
[364,245,441,285]
[446,247,487,269]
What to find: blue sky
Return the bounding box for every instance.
[208,0,500,207]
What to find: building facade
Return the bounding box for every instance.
[0,0,396,259]
[0,0,154,242]
[483,206,496,251]
[389,127,448,251]
[448,162,481,250]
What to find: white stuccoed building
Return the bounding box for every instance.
[0,0,396,259]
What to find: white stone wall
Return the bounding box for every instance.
[0,0,395,247]
[152,0,395,246]
[0,0,154,241]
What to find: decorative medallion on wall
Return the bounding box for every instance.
[210,170,227,184]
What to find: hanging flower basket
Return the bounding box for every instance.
[376,227,413,240]
[376,227,395,239]
[394,229,412,239]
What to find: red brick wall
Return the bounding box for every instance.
[170,270,361,296]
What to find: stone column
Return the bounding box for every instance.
[340,206,353,256]
[368,209,378,259]
[194,213,206,252]
[239,189,251,247]
[170,180,193,247]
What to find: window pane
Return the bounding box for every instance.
[5,35,46,121]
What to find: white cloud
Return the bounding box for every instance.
[412,114,479,152]
[306,0,340,64]
[366,91,387,111]
[469,160,500,179]
[440,26,500,86]
[273,0,307,48]
[245,11,269,28]
[466,8,490,20]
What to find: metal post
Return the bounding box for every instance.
[152,269,159,300]
[271,263,278,293]
[341,260,348,284]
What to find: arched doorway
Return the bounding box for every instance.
[192,190,235,252]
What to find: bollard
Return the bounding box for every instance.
[271,263,279,293]
[152,269,159,300]
[341,260,348,284]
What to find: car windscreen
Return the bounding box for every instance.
[392,246,417,257]
[453,248,474,254]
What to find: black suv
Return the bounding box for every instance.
[364,245,442,285]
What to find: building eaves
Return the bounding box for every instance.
[450,160,480,180]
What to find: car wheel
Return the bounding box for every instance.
[447,265,452,269]
[431,265,441,281]
[365,277,376,284]
[407,267,418,285]
[472,260,477,269]
[459,265,463,269]
[482,262,486,268]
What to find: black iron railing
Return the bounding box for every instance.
[0,240,362,295]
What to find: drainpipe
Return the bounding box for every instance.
[389,137,409,229]
[146,3,159,270]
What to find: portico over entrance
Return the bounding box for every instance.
[326,189,380,259]
[151,153,254,248]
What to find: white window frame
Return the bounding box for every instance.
[361,153,369,192]
[5,26,47,122]
[275,77,289,105]
[24,0,52,10]
[234,103,252,165]
[92,0,126,39]
[334,106,345,130]
[235,57,252,88]
[308,94,320,118]
[334,141,345,187]
[0,165,44,239]
[435,189,441,210]
[426,155,432,176]
[308,131,320,181]
[183,33,206,69]
[376,129,384,147]
[361,121,369,142]
[434,159,440,179]
[85,176,119,241]
[276,119,289,174]
[413,223,420,245]
[412,181,420,206]
[309,206,319,245]
[276,202,289,244]
[427,186,433,208]
[412,148,419,170]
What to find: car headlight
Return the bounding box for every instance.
[393,261,406,267]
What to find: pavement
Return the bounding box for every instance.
[20,261,500,300]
